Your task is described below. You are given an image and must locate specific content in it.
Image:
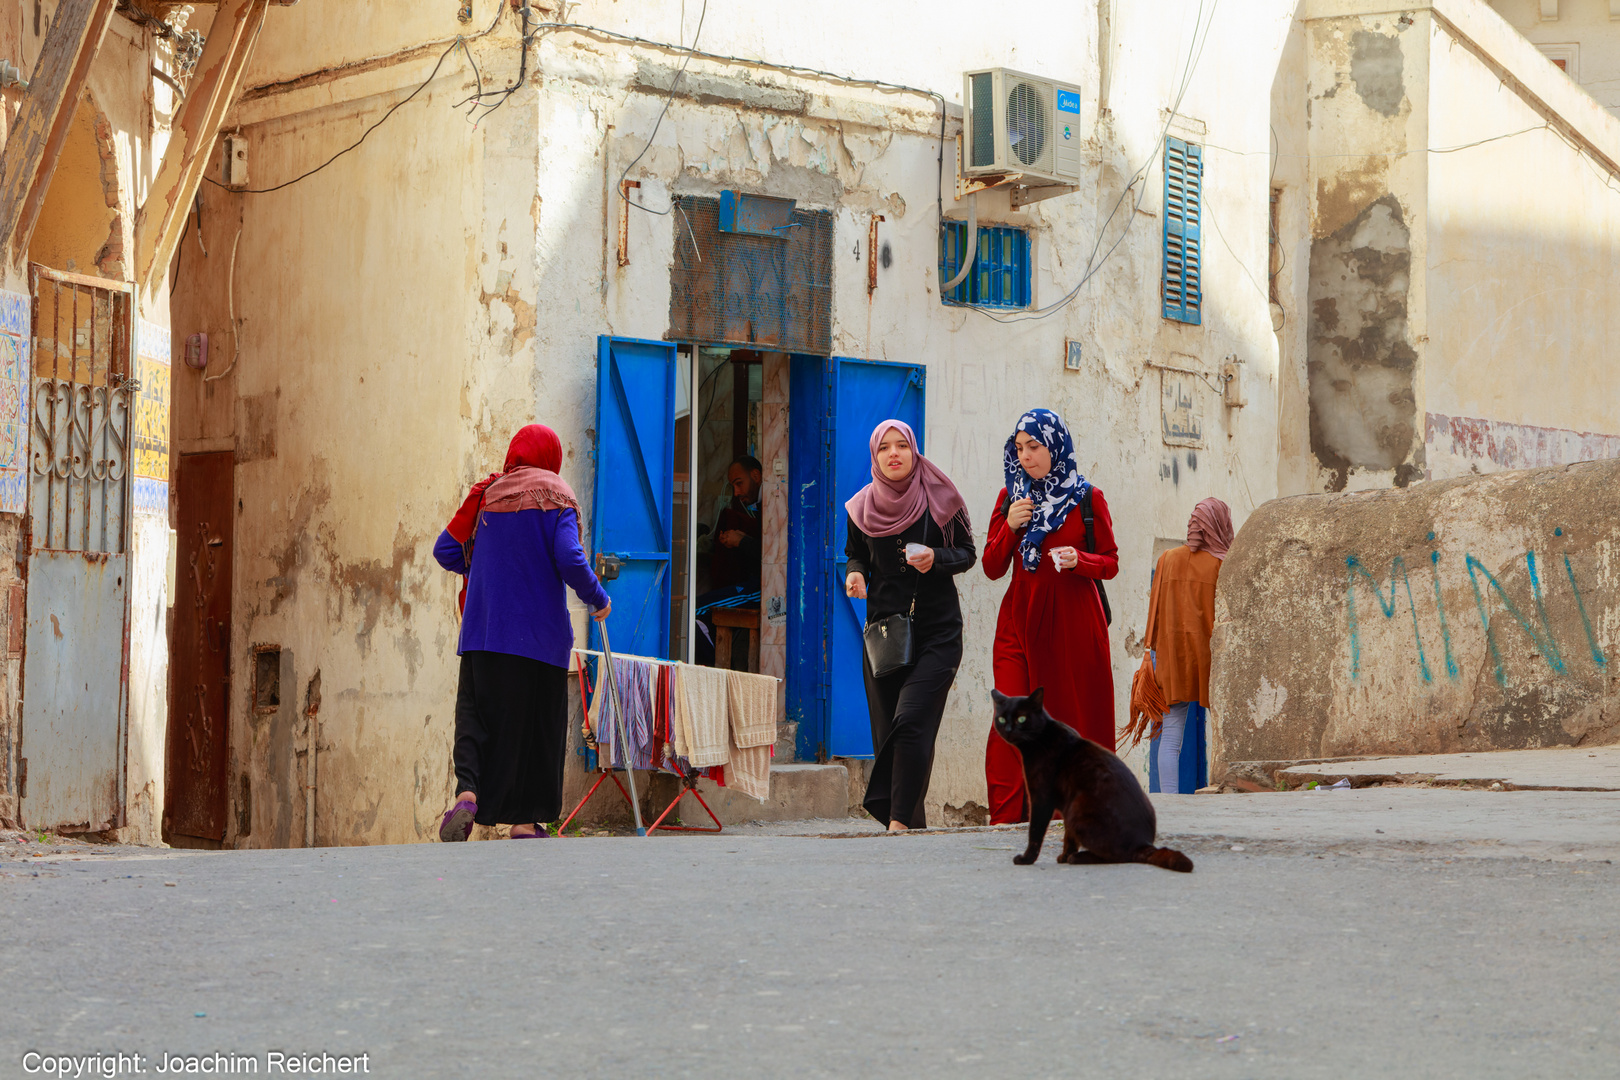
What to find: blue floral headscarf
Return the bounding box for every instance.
[1003,408,1087,571]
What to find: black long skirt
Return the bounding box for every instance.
[861,639,962,830]
[453,650,569,826]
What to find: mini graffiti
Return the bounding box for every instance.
[1346,530,1608,686]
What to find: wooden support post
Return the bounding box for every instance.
[133,0,270,289]
[0,0,117,263]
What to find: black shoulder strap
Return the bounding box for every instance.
[1080,484,1096,554]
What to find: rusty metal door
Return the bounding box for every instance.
[165,451,232,842]
[20,267,136,833]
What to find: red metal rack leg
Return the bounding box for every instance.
[648,779,724,834]
[557,769,638,835]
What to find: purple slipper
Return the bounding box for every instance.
[439,800,476,842]
[510,824,548,839]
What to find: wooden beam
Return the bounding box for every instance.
[0,0,117,263]
[133,0,269,289]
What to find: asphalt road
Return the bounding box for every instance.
[4,790,1617,1078]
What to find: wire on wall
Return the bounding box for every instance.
[971,0,1222,325]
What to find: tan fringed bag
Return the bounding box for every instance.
[1121,653,1168,751]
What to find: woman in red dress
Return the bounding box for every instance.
[983,408,1119,824]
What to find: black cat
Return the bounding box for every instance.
[991,687,1193,872]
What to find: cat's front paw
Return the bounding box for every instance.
[1012,852,1037,865]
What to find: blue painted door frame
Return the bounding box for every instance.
[591,336,677,660]
[787,355,926,761]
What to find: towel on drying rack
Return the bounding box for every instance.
[676,664,731,768]
[727,670,778,749]
[727,743,771,803]
[594,655,655,770]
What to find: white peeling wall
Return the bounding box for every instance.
[188,0,1292,844]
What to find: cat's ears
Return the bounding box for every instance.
[1027,686,1045,709]
[990,688,1008,707]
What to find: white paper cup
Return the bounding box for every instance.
[904,543,929,562]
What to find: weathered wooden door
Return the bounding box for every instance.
[20,267,136,832]
[165,451,234,842]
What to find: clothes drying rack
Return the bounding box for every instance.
[558,642,745,837]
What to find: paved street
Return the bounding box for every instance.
[4,790,1617,1078]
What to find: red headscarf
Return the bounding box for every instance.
[844,419,968,539]
[445,424,578,544]
[1186,497,1234,559]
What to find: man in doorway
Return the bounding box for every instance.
[696,456,763,665]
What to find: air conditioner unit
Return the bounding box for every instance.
[962,68,1083,186]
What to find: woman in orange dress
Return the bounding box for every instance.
[983,409,1118,825]
[1141,498,1232,793]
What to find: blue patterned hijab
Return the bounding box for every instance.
[1003,409,1087,571]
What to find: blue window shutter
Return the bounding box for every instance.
[1162,138,1203,324]
[938,223,1030,309]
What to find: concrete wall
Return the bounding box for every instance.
[1487,0,1620,116]
[1274,0,1620,494]
[1211,459,1620,774]
[175,0,1292,845]
[1423,0,1620,480]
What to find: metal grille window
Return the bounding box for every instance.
[668,196,833,355]
[29,267,135,554]
[939,223,1031,309]
[1162,137,1203,325]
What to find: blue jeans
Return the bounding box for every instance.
[1148,701,1207,794]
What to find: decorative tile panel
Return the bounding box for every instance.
[134,319,171,517]
[0,290,30,514]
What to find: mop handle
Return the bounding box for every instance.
[597,621,647,837]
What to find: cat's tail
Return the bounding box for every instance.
[1137,845,1194,873]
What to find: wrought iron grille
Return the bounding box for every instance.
[668,196,834,356]
[29,267,136,554]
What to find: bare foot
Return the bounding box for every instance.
[510,823,544,838]
[888,821,909,833]
[454,790,477,808]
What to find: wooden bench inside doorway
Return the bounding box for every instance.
[712,607,760,673]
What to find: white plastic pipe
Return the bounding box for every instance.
[941,192,979,293]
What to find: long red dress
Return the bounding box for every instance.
[983,486,1119,824]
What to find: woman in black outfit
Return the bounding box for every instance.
[843,420,975,831]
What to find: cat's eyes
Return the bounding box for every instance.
[1016,716,1026,724]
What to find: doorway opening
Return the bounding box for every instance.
[689,347,764,672]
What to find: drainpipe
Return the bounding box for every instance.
[941,192,978,294]
[304,670,321,847]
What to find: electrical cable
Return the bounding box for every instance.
[205,35,461,194]
[612,0,708,219]
[203,224,244,382]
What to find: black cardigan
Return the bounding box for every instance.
[845,508,976,648]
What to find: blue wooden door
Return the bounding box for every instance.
[829,359,926,757]
[591,337,677,660]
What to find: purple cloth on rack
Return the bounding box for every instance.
[596,656,655,771]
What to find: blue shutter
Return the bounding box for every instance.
[939,223,1030,309]
[1162,137,1203,324]
[591,336,676,660]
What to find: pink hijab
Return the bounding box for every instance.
[1187,497,1235,559]
[844,420,969,539]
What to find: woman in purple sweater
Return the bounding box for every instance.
[433,424,610,840]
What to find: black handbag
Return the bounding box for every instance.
[863,537,922,678]
[1080,486,1113,626]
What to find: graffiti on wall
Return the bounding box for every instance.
[1347,529,1609,686]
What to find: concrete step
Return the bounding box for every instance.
[646,763,850,826]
